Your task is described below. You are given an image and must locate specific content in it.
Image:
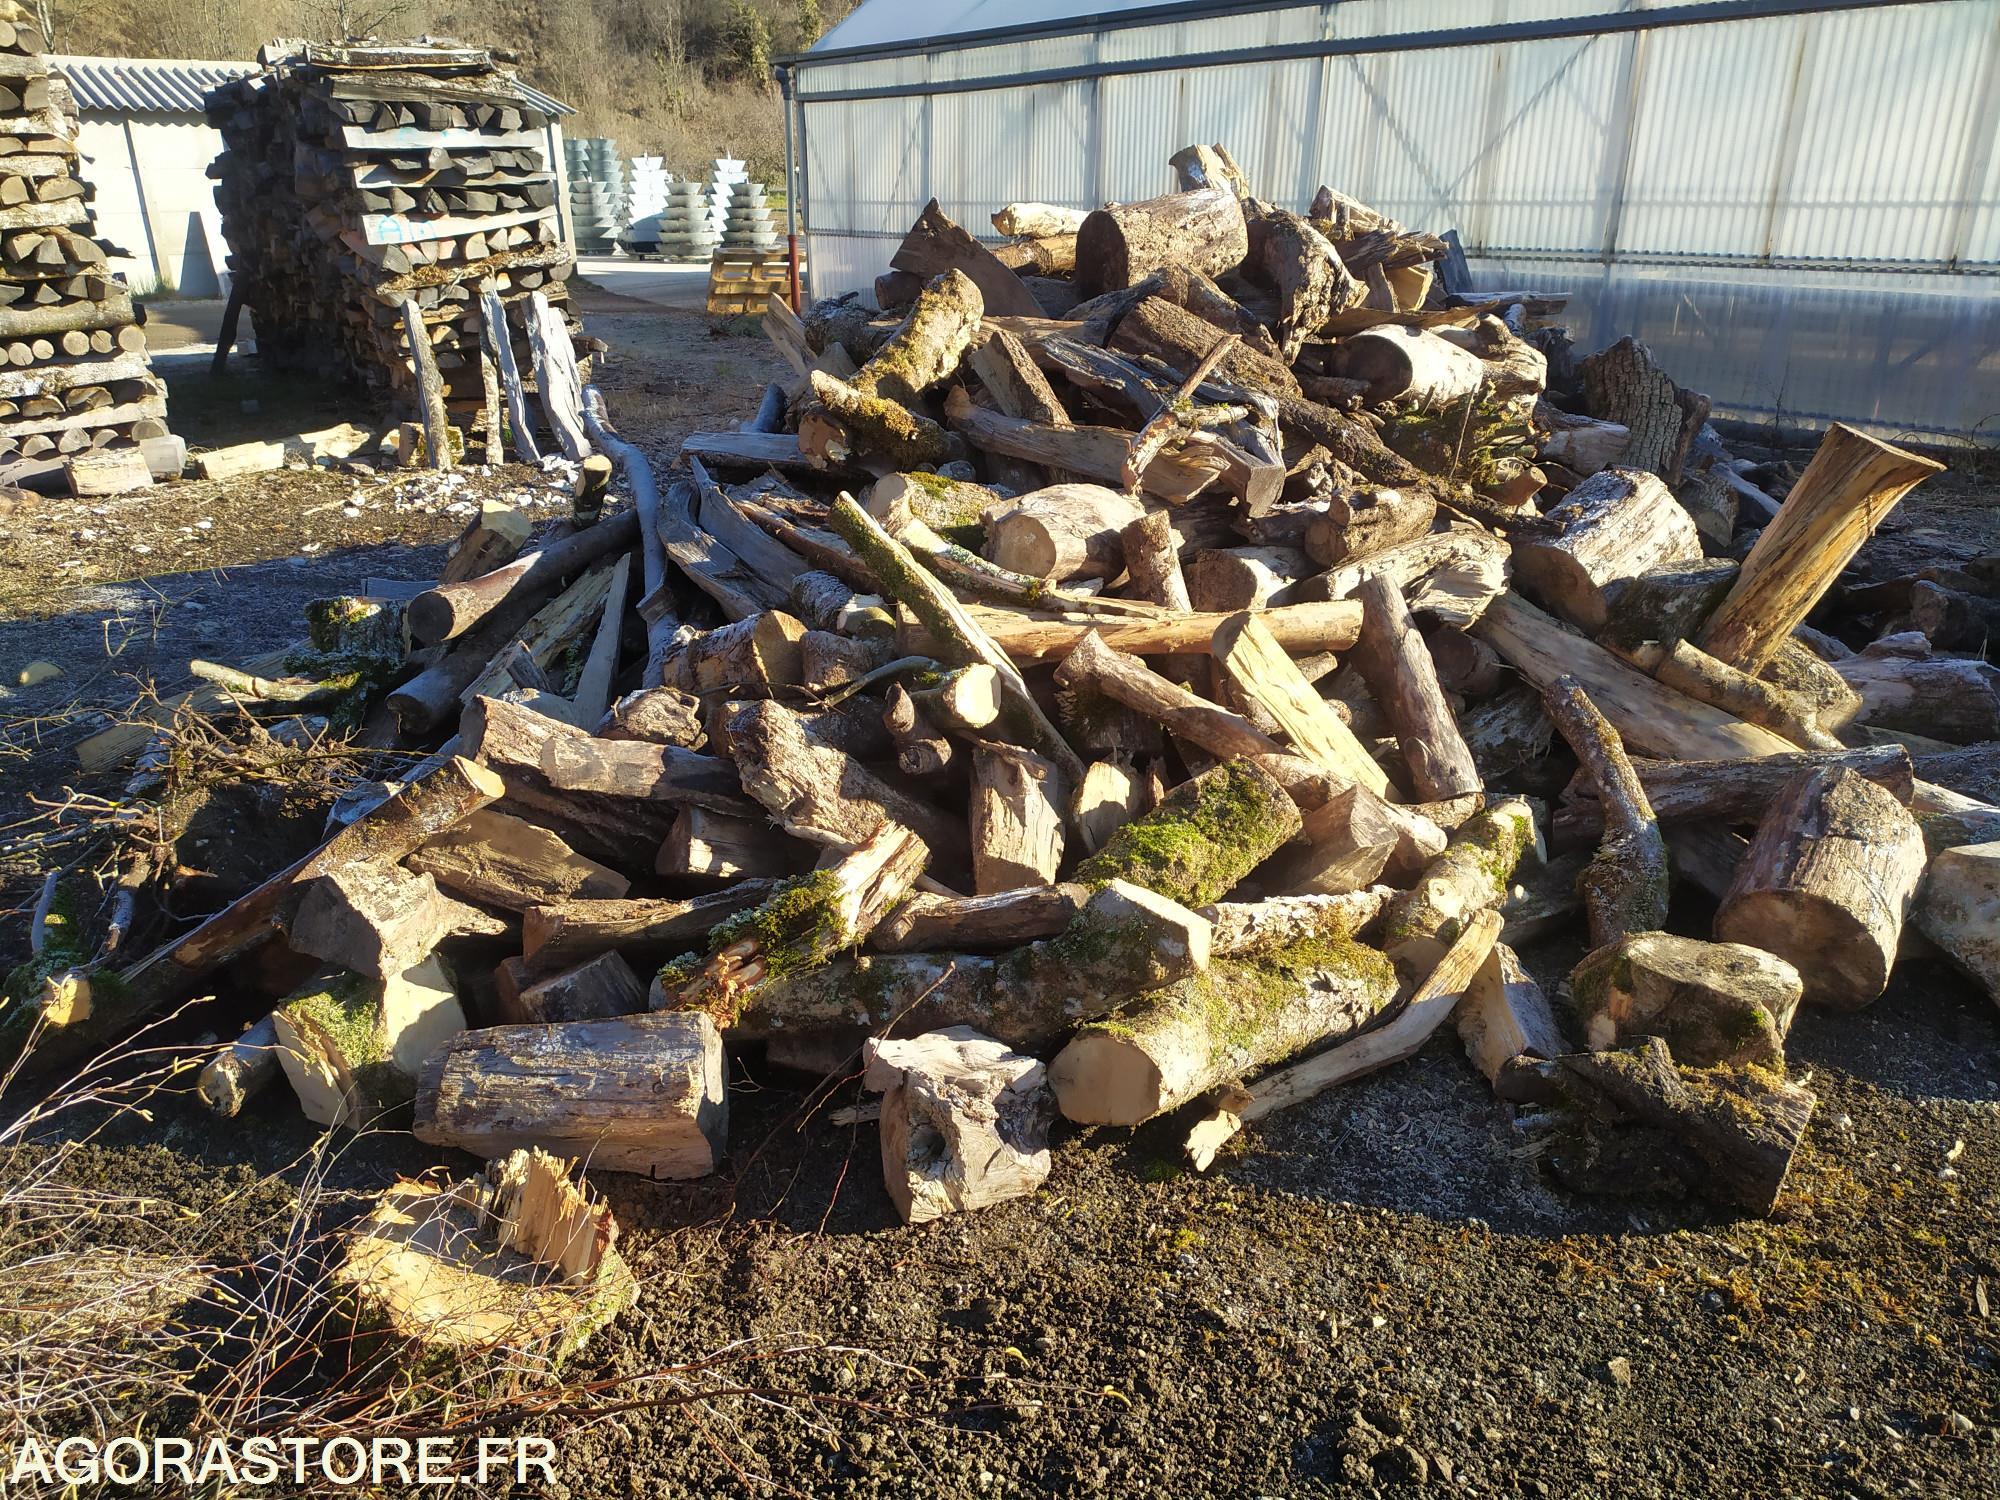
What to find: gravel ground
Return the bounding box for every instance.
[0,286,1996,1497]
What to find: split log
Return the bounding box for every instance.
[850,268,982,406]
[727,699,967,865]
[1076,758,1300,907]
[871,884,1087,952]
[658,808,804,881]
[508,951,649,1025]
[1832,633,2000,744]
[665,611,808,697]
[521,886,780,974]
[438,500,532,586]
[985,484,1145,582]
[526,290,588,460]
[1577,336,1709,482]
[1455,943,1564,1091]
[1073,755,1147,853]
[942,386,1228,503]
[1185,546,1311,611]
[1310,526,1510,630]
[1346,572,1481,799]
[1426,628,1502,698]
[1512,468,1701,633]
[599,686,705,747]
[1571,932,1801,1069]
[198,1015,282,1118]
[1332,325,1484,410]
[1543,675,1668,947]
[463,695,751,815]
[1526,1037,1813,1216]
[1238,907,1504,1122]
[274,959,465,1128]
[1377,799,1536,977]
[1074,187,1249,295]
[1051,916,1397,1126]
[863,1027,1054,1222]
[971,748,1065,893]
[1912,841,2000,1008]
[1696,425,1944,672]
[1473,592,1798,761]
[889,199,1043,319]
[1250,206,1358,361]
[1213,610,1393,797]
[673,880,1211,1051]
[914,598,1362,665]
[1109,294,1300,399]
[1168,143,1249,197]
[1301,486,1435,569]
[963,325,1076,488]
[415,1012,727,1178]
[407,807,629,911]
[1714,766,1926,1010]
[1118,508,1203,682]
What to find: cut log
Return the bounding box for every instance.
[1543,675,1668,947]
[1331,325,1484,411]
[407,808,629,912]
[598,686,705,747]
[863,1026,1055,1223]
[1630,636,1835,750]
[288,860,460,981]
[507,951,649,1025]
[1075,759,1300,907]
[1512,468,1701,633]
[1571,932,1801,1068]
[849,268,983,406]
[1556,746,1912,840]
[909,598,1363,665]
[1311,525,1510,631]
[985,484,1146,582]
[971,748,1065,894]
[1909,578,2000,655]
[1577,336,1709,482]
[963,325,1076,488]
[415,1012,727,1178]
[1473,592,1798,761]
[889,199,1044,319]
[1377,798,1536,978]
[1832,633,2000,744]
[1714,766,1925,1010]
[1455,942,1564,1090]
[872,883,1087,953]
[1912,841,2000,1007]
[1346,572,1482,800]
[1250,206,1359,361]
[993,203,1088,238]
[673,879,1211,1050]
[1213,610,1393,797]
[1168,143,1249,197]
[1239,907,1504,1122]
[521,886,781,974]
[1185,546,1312,612]
[400,296,453,470]
[1537,409,1629,475]
[1696,425,1944,672]
[1109,293,1300,399]
[274,958,465,1128]
[665,611,808,697]
[1050,904,1396,1126]
[1301,486,1436,568]
[657,808,803,881]
[1074,187,1249,295]
[463,695,752,816]
[198,1015,282,1118]
[1526,1037,1813,1216]
[804,367,960,469]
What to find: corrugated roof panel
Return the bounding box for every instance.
[1474,32,1627,255]
[50,56,256,114]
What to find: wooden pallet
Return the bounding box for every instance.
[706,249,803,317]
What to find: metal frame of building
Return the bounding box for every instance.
[780,0,2000,438]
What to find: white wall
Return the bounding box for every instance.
[76,111,226,298]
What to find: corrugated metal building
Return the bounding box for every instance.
[51,56,577,300]
[781,0,2000,438]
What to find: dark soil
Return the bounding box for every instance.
[2,289,1997,1496]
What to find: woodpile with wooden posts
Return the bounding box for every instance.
[0,10,174,489]
[204,39,585,458]
[14,135,1999,1371]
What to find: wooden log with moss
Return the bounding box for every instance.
[272,958,466,1129]
[414,1012,728,1178]
[198,1014,283,1118]
[660,879,1212,1052]
[1570,932,1801,1069]
[333,1149,635,1370]
[1075,758,1301,907]
[1523,1037,1814,1216]
[847,268,984,407]
[1377,798,1537,978]
[801,368,962,470]
[659,824,929,1018]
[1050,902,1397,1126]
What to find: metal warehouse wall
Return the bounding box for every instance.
[791,0,2000,439]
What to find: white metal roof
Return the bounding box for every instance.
[50,55,256,114]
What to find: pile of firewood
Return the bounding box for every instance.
[14,140,2000,1358]
[0,5,172,489]
[203,38,583,441]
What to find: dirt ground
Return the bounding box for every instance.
[1,287,1998,1496]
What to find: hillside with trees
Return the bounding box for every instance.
[31,0,851,184]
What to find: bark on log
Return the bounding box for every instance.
[920,598,1362,665]
[665,611,808,697]
[1625,636,1834,750]
[274,959,465,1129]
[1377,798,1537,978]
[1310,526,1510,631]
[1543,675,1669,948]
[1571,932,1801,1069]
[408,807,629,911]
[1249,205,1358,361]
[508,951,650,1025]
[1109,294,1300,398]
[1715,766,1925,1010]
[598,686,705,747]
[871,884,1088,953]
[863,1026,1055,1223]
[1556,746,1912,841]
[850,268,983,406]
[985,484,1145,582]
[1697,425,1944,672]
[1346,572,1482,800]
[463,695,752,816]
[1074,187,1249,296]
[1577,336,1709,482]
[1832,633,2000,744]
[971,748,1065,893]
[1076,758,1300,907]
[198,1015,282,1118]
[1050,919,1398,1126]
[658,807,805,881]
[1332,325,1485,411]
[521,886,780,975]
[993,203,1088,238]
[1301,486,1435,569]
[1185,546,1312,612]
[1512,468,1702,633]
[1455,942,1564,1090]
[804,367,960,470]
[414,1012,727,1178]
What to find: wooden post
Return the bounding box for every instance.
[400,296,452,471]
[479,278,540,464]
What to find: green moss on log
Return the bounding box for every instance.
[1077,759,1300,907]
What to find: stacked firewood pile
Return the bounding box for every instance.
[204,38,583,437]
[0,5,171,489]
[13,139,2000,1358]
